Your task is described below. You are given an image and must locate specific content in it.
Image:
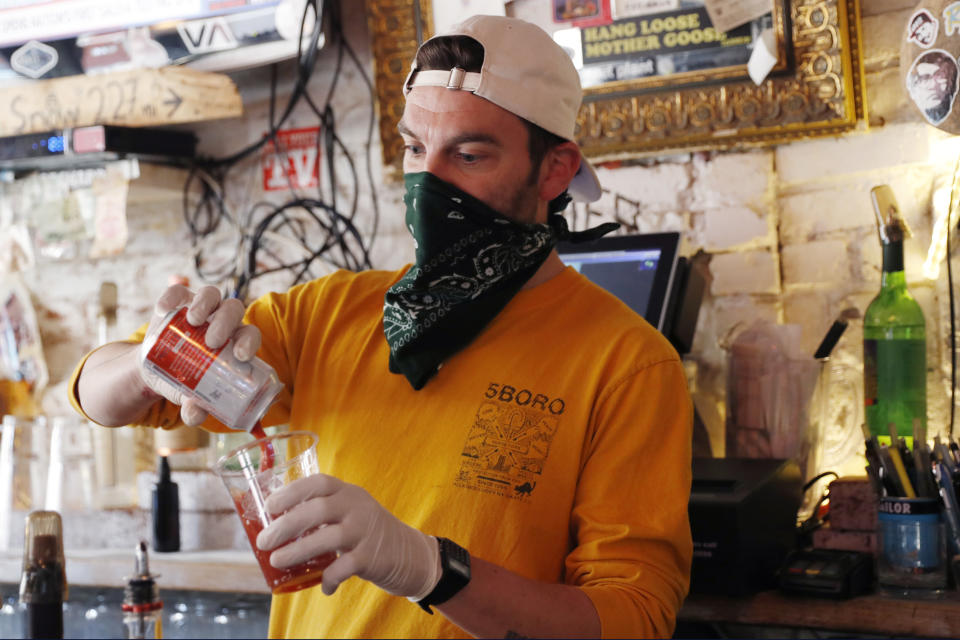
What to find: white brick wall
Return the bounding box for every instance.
[710,250,779,296]
[701,205,772,251]
[862,9,910,71]
[775,123,936,184]
[691,150,773,210]
[782,240,851,287]
[595,162,691,212]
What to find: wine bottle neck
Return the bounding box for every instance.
[881,240,905,286]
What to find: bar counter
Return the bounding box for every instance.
[680,590,960,638]
[0,548,268,594]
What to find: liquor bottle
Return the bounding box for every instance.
[863,185,926,448]
[19,511,66,639]
[122,541,163,639]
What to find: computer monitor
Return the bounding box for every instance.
[557,231,704,355]
[558,231,680,331]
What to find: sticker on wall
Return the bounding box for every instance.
[908,9,938,48]
[905,48,960,125]
[78,28,169,75]
[177,17,238,54]
[944,2,960,36]
[612,0,679,20]
[9,40,58,79]
[261,127,321,192]
[552,0,613,28]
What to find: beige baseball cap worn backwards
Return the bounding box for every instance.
[403,14,603,203]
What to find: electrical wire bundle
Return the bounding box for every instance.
[180,0,380,301]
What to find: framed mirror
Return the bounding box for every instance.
[367,0,865,173]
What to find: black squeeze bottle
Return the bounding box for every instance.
[152,456,180,552]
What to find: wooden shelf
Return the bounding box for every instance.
[0,66,243,138]
[681,590,960,638]
[0,548,268,594]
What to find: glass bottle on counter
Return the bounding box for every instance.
[19,510,66,639]
[863,185,926,448]
[122,541,162,639]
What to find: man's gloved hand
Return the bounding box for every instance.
[141,284,261,426]
[256,474,442,598]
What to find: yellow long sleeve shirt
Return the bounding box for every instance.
[70,265,693,638]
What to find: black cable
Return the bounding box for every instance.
[236,197,370,299]
[179,0,380,300]
[181,0,324,277]
[269,63,278,131]
[202,0,323,169]
[796,471,839,541]
[324,105,336,212]
[949,152,959,439]
[802,470,839,493]
[335,11,381,247]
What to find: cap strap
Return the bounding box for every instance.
[407,68,482,93]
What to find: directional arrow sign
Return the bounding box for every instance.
[0,66,242,137]
[163,88,184,117]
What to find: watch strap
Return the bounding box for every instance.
[417,537,471,614]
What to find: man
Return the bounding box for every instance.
[71,15,692,638]
[906,49,959,126]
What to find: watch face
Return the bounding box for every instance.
[418,538,472,612]
[443,538,471,574]
[450,556,469,575]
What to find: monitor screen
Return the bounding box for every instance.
[557,232,680,331]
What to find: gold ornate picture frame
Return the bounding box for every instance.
[367,0,865,172]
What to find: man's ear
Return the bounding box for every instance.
[538,142,583,202]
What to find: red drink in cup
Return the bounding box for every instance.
[214,431,334,594]
[233,493,336,593]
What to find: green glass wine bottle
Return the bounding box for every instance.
[863,185,926,449]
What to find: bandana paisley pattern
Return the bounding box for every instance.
[383,173,556,389]
[383,172,617,390]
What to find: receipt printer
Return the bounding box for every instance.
[689,458,802,595]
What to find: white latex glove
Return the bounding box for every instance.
[140,284,261,426]
[256,474,442,598]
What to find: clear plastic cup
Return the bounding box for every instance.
[213,431,334,594]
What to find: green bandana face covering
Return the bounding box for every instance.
[383,171,618,390]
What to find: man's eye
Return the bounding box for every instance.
[458,153,479,163]
[404,144,423,155]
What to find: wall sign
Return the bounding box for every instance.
[261,127,321,192]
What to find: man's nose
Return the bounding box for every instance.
[423,152,454,184]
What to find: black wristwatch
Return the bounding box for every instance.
[417,537,471,614]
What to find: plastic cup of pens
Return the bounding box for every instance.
[213,431,336,594]
[876,496,948,598]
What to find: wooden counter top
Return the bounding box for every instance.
[681,590,960,638]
